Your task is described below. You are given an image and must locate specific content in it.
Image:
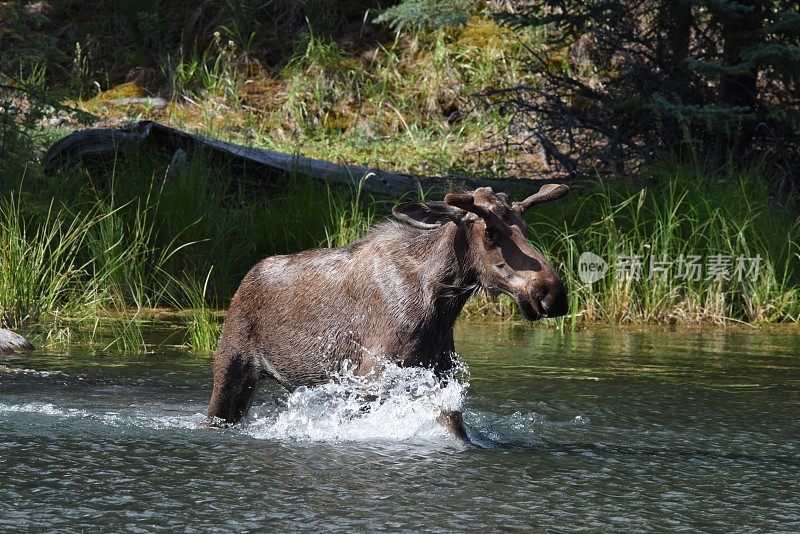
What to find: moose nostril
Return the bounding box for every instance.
[540,286,568,318]
[538,295,555,317]
[532,281,568,318]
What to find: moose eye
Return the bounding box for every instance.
[484,227,496,241]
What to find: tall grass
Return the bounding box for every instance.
[528,162,799,326]
[99,313,148,354]
[0,148,384,349]
[315,160,798,326]
[0,175,199,350]
[0,192,104,328]
[166,31,243,102]
[175,269,222,353]
[88,178,195,310]
[3,146,796,356]
[324,173,377,248]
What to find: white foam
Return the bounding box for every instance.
[1,358,471,444]
[129,413,208,430]
[244,358,470,444]
[0,401,206,430]
[0,402,88,418]
[0,366,70,378]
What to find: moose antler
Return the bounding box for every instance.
[512,184,569,213]
[443,192,474,210]
[444,191,494,219]
[444,187,495,217]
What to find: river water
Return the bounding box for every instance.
[1,323,798,531]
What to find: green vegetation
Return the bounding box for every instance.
[3,154,796,353]
[489,0,800,181]
[156,16,532,177]
[0,153,373,351]
[375,0,476,32]
[178,269,222,353]
[0,1,798,353]
[531,162,799,326]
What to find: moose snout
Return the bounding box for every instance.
[529,277,569,318]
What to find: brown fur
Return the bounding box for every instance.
[207,187,569,437]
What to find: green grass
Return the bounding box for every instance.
[1,152,797,354]
[324,173,378,248]
[101,312,148,354]
[154,16,539,177]
[165,31,244,103]
[176,269,223,353]
[0,190,105,328]
[525,160,800,326]
[0,148,389,350]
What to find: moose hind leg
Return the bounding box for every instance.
[436,410,473,445]
[207,350,260,426]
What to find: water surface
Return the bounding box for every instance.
[1,324,799,531]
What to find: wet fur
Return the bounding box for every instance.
[208,221,476,426]
[207,187,569,443]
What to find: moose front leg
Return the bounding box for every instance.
[428,345,474,444]
[207,349,261,426]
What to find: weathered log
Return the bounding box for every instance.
[0,328,34,354]
[44,121,562,197]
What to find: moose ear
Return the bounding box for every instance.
[392,201,464,229]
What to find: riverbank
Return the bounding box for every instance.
[3,129,798,354]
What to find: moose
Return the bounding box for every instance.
[207,184,569,440]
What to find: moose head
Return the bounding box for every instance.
[392,184,569,320]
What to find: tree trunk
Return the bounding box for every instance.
[660,0,693,150]
[44,121,559,198]
[714,0,762,168]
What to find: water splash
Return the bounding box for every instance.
[244,357,470,444]
[0,402,83,417]
[0,357,471,444]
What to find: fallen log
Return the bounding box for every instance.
[44,121,562,197]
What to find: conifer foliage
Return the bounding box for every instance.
[487,0,800,189]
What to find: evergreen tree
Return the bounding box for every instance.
[487,0,800,190]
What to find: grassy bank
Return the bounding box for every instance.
[2,153,797,354]
[530,161,799,327]
[51,15,541,178]
[0,152,376,351]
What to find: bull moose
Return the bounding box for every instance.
[207,184,569,440]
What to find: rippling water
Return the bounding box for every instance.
[1,324,799,531]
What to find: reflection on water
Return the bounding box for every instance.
[1,324,798,531]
